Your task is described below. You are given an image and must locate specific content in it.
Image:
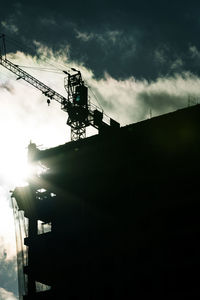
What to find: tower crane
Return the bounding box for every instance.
[0,34,120,141]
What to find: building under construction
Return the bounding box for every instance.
[12,104,200,299]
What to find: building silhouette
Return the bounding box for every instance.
[12,104,200,299]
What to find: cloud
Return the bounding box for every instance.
[75,30,94,42]
[0,81,14,93]
[75,29,122,45]
[1,45,200,172]
[2,45,200,127]
[1,21,18,34]
[170,58,183,71]
[189,45,200,60]
[0,288,17,300]
[0,245,18,298]
[74,28,138,74]
[0,189,16,257]
[154,49,167,65]
[0,5,21,35]
[39,17,56,26]
[2,0,199,80]
[86,71,200,124]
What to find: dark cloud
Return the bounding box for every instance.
[1,0,200,80]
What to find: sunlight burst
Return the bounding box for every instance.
[0,145,29,187]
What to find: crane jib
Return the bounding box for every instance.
[0,51,120,141]
[0,55,68,107]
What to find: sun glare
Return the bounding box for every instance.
[0,143,49,188]
[0,145,29,187]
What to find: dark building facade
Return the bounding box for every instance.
[12,104,200,299]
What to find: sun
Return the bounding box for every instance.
[0,141,48,188]
[0,145,29,187]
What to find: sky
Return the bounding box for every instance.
[1,0,200,298]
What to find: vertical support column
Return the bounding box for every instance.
[27,216,37,295]
[27,142,38,296]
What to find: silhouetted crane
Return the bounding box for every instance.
[0,34,120,141]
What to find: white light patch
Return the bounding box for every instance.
[0,189,16,259]
[0,143,29,187]
[0,287,17,300]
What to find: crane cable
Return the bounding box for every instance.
[17,65,62,74]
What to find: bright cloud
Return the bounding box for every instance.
[0,189,16,259]
[0,287,17,300]
[87,71,200,124]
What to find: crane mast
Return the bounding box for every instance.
[0,35,120,141]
